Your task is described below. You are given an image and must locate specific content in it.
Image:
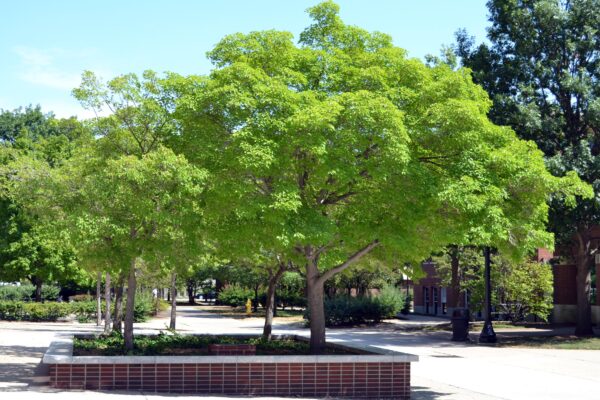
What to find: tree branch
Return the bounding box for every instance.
[318,240,380,283]
[320,191,356,205]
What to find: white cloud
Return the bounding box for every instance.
[40,100,89,119]
[13,46,93,90]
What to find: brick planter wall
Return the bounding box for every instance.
[43,335,417,399]
[48,361,410,398]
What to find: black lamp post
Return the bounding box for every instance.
[479,246,497,343]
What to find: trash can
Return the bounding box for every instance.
[451,308,470,341]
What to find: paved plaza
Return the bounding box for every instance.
[1,305,599,399]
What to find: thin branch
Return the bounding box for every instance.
[321,191,356,205]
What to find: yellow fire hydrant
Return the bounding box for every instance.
[245,298,252,316]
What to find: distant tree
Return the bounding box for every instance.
[0,107,90,300]
[456,0,600,335]
[434,248,554,322]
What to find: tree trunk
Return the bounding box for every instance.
[574,249,593,336]
[103,272,112,335]
[31,277,42,303]
[215,279,224,304]
[187,279,196,305]
[307,263,326,354]
[449,246,462,309]
[253,284,259,313]
[96,271,102,326]
[170,271,177,330]
[124,259,137,351]
[113,275,125,334]
[262,265,286,340]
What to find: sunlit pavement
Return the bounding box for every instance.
[1,305,600,399]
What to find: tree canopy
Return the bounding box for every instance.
[169,1,590,351]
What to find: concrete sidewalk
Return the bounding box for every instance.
[1,306,600,399]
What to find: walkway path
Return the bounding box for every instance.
[1,305,599,399]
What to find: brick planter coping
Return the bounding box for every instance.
[43,334,418,399]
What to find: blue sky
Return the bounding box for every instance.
[0,1,489,119]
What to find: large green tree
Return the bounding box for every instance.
[171,1,589,352]
[456,0,600,335]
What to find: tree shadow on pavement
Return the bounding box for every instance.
[412,385,453,399]
[0,361,48,392]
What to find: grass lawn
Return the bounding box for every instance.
[417,322,519,332]
[497,336,600,350]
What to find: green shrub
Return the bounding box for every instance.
[304,290,406,327]
[70,300,97,322]
[132,292,155,322]
[22,302,71,321]
[0,285,34,301]
[303,296,384,327]
[374,284,406,318]
[0,301,72,321]
[0,293,159,323]
[0,284,62,302]
[69,294,93,302]
[217,285,253,307]
[155,298,169,313]
[41,285,61,302]
[0,301,24,320]
[401,294,412,314]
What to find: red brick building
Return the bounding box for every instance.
[413,249,600,323]
[552,260,600,324]
[412,261,462,317]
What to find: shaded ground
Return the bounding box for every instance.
[193,304,304,320]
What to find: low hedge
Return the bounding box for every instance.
[0,296,160,322]
[0,301,76,321]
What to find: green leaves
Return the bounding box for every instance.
[458,0,600,246]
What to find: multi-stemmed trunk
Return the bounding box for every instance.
[96,271,102,326]
[262,264,286,340]
[103,272,112,335]
[113,275,125,333]
[124,259,137,351]
[170,271,177,330]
